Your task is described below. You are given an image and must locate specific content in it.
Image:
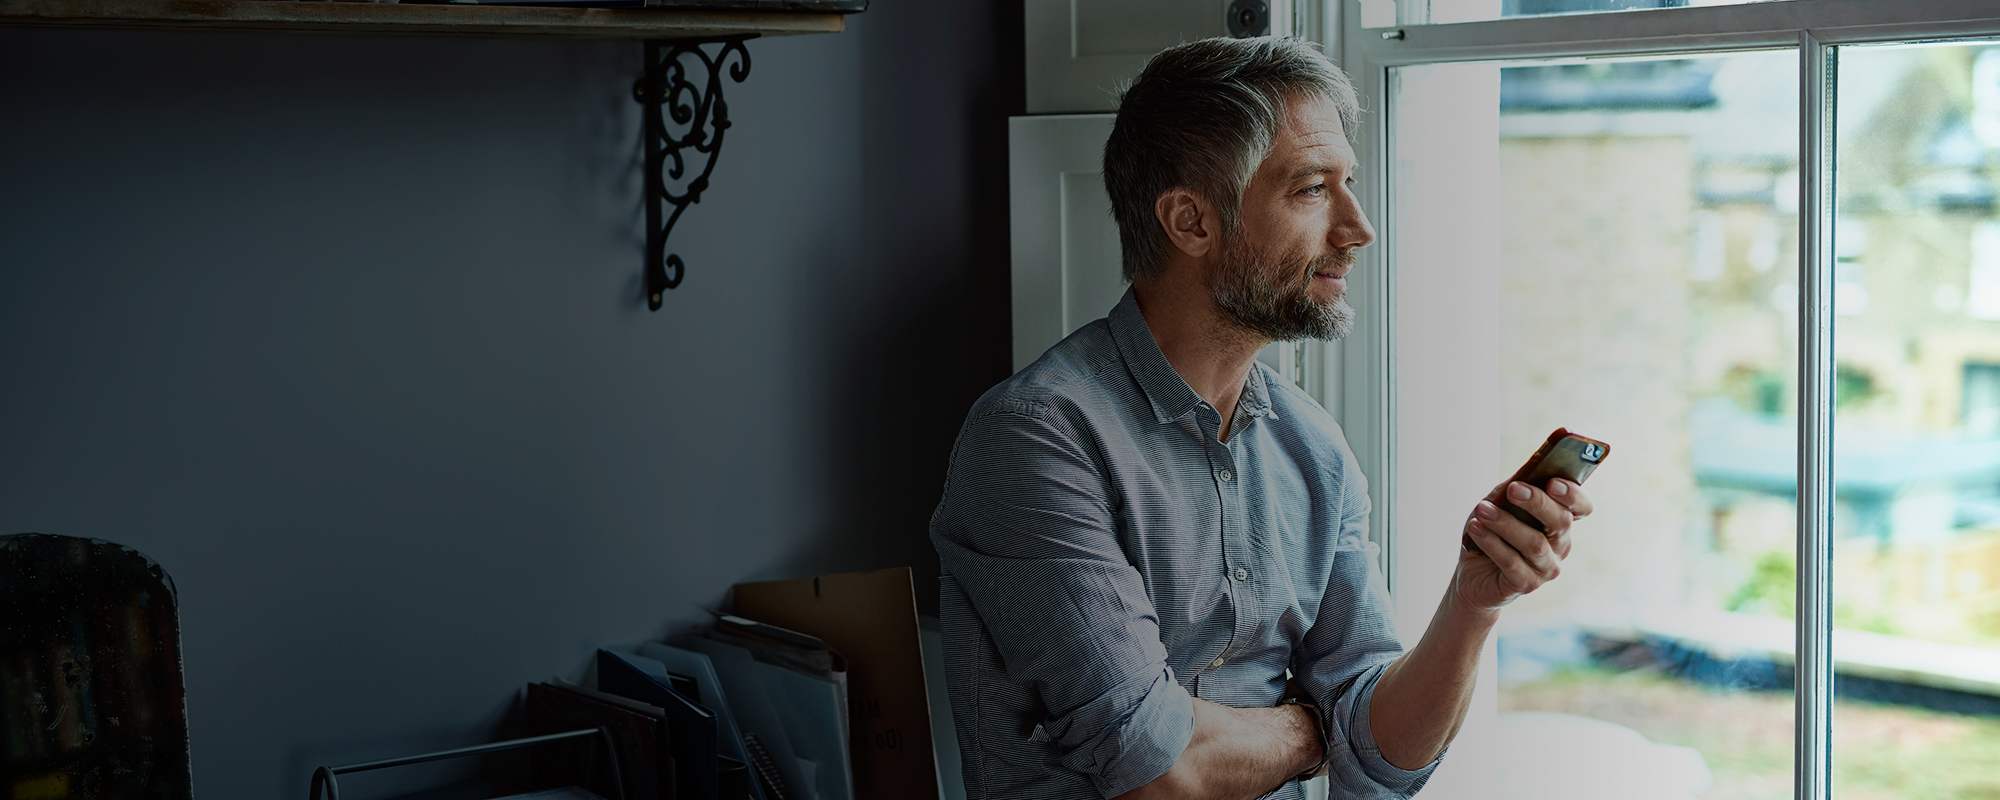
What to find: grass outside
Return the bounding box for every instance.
[1503,667,2000,800]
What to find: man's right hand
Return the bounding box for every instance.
[1114,698,1325,800]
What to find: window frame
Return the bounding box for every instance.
[1316,2,2000,798]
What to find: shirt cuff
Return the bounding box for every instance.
[1347,664,1446,794]
[1074,667,1196,798]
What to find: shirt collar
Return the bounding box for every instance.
[1243,358,1279,421]
[1108,287,1280,424]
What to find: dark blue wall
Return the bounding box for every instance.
[0,4,1014,795]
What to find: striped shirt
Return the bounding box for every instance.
[931,287,1442,799]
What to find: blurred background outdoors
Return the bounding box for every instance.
[1383,2,2000,796]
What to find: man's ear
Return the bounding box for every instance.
[1154,187,1217,260]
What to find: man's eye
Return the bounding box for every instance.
[1300,184,1326,197]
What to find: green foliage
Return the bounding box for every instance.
[1718,364,1882,418]
[1724,549,1908,636]
[1836,363,1880,411]
[1726,550,1796,616]
[1973,598,2000,644]
[1752,371,1786,417]
[1835,602,1902,637]
[1506,665,2000,798]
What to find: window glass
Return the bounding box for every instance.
[1389,50,1800,797]
[1360,0,1796,28]
[1831,39,2000,800]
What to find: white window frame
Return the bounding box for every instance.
[1314,2,2000,798]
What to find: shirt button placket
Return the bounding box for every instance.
[1221,442,1258,649]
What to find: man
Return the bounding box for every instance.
[930,36,1595,800]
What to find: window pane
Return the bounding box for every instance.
[1388,50,1798,797]
[1831,39,2000,800]
[1359,0,1794,28]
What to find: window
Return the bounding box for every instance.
[1359,0,1794,28]
[1385,48,1803,798]
[1832,41,2000,799]
[1329,2,2000,797]
[1969,363,2000,438]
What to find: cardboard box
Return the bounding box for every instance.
[732,567,940,800]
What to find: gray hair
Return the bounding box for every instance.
[1102,36,1362,283]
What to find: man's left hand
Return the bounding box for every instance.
[1452,477,1596,611]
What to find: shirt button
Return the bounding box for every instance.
[1231,567,1249,582]
[1210,656,1226,669]
[1217,469,1235,483]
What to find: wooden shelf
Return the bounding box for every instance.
[0,0,847,39]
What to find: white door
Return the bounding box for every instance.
[1006,113,1124,371]
[1023,0,1294,114]
[1009,0,1312,382]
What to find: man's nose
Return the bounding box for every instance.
[1331,196,1375,251]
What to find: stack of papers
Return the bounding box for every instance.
[681,615,853,800]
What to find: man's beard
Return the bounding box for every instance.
[1208,231,1356,342]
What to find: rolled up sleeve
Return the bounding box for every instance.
[1294,432,1443,798]
[930,401,1194,797]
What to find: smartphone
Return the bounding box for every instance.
[1461,427,1612,551]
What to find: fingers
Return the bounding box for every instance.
[1501,481,1575,537]
[1474,499,1562,581]
[1466,514,1547,592]
[1546,525,1573,560]
[1544,528,1573,560]
[1545,478,1595,520]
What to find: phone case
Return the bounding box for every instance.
[1461,427,1611,551]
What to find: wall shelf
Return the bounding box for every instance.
[2,0,863,313]
[0,0,846,40]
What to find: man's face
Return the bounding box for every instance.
[1207,92,1376,342]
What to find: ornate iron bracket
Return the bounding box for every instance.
[632,35,755,311]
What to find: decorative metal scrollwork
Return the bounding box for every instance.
[633,36,755,311]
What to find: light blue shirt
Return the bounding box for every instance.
[931,288,1442,799]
